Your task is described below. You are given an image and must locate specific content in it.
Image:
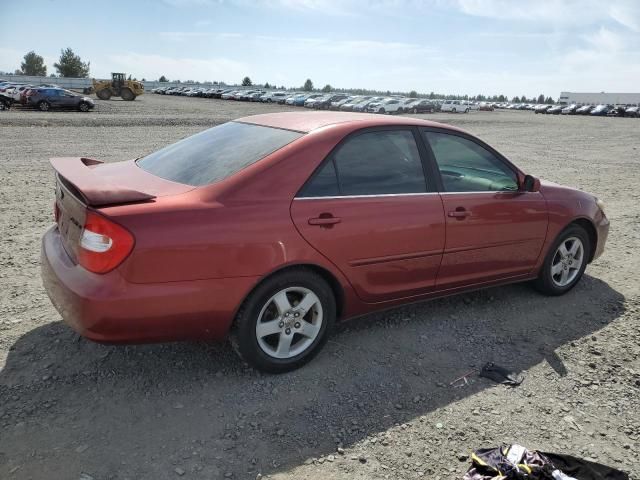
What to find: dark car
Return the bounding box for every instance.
[27,88,95,112]
[561,104,578,115]
[625,106,639,118]
[590,104,612,116]
[405,99,437,114]
[576,105,594,115]
[313,94,349,110]
[607,106,627,117]
[42,112,608,372]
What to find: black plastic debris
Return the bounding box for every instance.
[479,362,524,386]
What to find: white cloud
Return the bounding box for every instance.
[452,0,640,30]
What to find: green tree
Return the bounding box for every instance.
[21,51,47,76]
[408,90,418,98]
[512,96,520,103]
[545,96,555,104]
[322,84,332,92]
[302,78,314,91]
[264,82,271,89]
[242,76,252,86]
[537,94,545,104]
[53,48,90,78]
[159,75,168,82]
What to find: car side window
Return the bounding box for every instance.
[298,160,340,197]
[299,130,427,197]
[424,131,518,192]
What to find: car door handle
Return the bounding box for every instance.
[308,215,341,226]
[447,209,471,218]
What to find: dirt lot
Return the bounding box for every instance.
[0,94,638,480]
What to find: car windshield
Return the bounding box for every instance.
[137,122,303,186]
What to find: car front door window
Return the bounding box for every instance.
[423,131,518,192]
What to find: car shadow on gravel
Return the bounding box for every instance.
[0,275,626,479]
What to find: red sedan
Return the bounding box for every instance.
[41,112,609,372]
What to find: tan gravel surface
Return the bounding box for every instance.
[0,94,638,479]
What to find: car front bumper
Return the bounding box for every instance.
[41,226,259,344]
[593,210,609,261]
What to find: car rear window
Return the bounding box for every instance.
[137,121,303,186]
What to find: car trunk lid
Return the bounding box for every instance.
[51,157,194,263]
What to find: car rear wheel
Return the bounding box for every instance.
[38,100,50,112]
[533,224,591,296]
[465,108,470,113]
[78,102,90,112]
[231,269,336,373]
[379,108,385,114]
[452,108,456,113]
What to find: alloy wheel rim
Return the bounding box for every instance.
[255,287,323,359]
[551,236,584,287]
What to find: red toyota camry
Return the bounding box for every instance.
[41,112,609,372]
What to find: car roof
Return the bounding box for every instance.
[236,111,465,134]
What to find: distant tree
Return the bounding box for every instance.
[512,96,520,103]
[14,69,23,75]
[54,48,90,78]
[264,82,271,89]
[545,96,555,104]
[21,51,47,76]
[303,78,314,91]
[242,76,252,86]
[49,73,56,78]
[128,74,132,80]
[322,84,332,92]
[408,90,418,98]
[141,78,146,82]
[428,91,436,99]
[159,75,169,82]
[537,94,545,104]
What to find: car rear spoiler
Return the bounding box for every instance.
[50,157,156,207]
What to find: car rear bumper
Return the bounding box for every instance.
[41,226,259,344]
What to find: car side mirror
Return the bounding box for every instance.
[522,174,540,192]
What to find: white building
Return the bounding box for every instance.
[558,91,640,106]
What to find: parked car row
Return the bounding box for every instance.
[152,87,484,115]
[533,103,639,117]
[0,80,95,112]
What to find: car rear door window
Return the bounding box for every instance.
[137,121,303,186]
[423,131,518,192]
[300,130,427,197]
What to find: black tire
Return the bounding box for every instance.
[120,88,135,101]
[379,108,385,114]
[78,102,90,112]
[231,268,336,373]
[38,101,50,112]
[96,89,112,100]
[533,224,591,296]
[452,108,456,113]
[465,108,470,113]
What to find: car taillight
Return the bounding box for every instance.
[77,211,134,274]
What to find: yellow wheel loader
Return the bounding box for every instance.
[92,73,144,101]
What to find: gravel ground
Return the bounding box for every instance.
[0,94,638,480]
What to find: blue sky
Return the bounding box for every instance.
[1,0,639,97]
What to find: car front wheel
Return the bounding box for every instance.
[232,269,335,373]
[533,224,591,296]
[78,102,90,112]
[38,101,51,112]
